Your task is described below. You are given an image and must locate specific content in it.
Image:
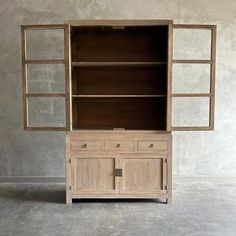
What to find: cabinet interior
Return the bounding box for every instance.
[71,25,168,130]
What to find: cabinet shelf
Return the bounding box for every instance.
[72,95,166,98]
[71,62,167,67]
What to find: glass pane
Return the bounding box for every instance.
[26,29,64,60]
[27,64,65,93]
[172,97,209,127]
[173,29,211,60]
[173,64,210,93]
[28,97,66,127]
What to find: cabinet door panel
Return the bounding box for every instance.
[26,28,64,60]
[71,156,118,193]
[172,64,210,93]
[27,64,65,94]
[28,97,66,128]
[173,28,211,60]
[172,97,210,127]
[120,156,167,193]
[21,24,70,131]
[168,24,216,131]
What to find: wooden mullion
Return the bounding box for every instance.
[173,59,213,64]
[22,24,68,131]
[66,19,173,26]
[172,93,212,97]
[171,24,216,131]
[68,24,73,131]
[209,26,217,130]
[25,59,65,64]
[25,127,66,131]
[21,26,28,129]
[22,24,66,30]
[171,126,212,131]
[64,24,71,131]
[173,24,215,29]
[26,93,66,97]
[167,22,173,131]
[71,62,167,67]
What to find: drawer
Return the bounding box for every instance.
[105,140,135,151]
[70,140,101,151]
[137,140,168,152]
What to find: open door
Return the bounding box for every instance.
[21,24,70,131]
[167,24,216,131]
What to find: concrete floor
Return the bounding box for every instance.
[0,182,235,236]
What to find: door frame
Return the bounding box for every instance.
[167,24,217,131]
[21,24,70,131]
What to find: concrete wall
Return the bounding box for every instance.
[0,0,236,180]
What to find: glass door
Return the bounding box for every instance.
[168,24,216,131]
[21,24,70,131]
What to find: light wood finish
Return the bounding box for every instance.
[21,20,217,204]
[172,93,213,97]
[172,60,213,64]
[21,26,28,130]
[26,93,66,97]
[137,140,168,152]
[173,24,216,29]
[171,24,216,131]
[22,24,66,30]
[68,24,73,131]
[66,19,173,26]
[25,59,65,64]
[70,140,101,151]
[105,140,135,151]
[66,135,72,204]
[21,24,69,131]
[71,193,167,199]
[66,131,172,202]
[119,155,166,193]
[64,24,70,131]
[167,22,173,131]
[171,126,212,131]
[210,25,217,130]
[167,135,172,204]
[71,156,117,193]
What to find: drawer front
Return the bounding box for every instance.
[70,141,101,151]
[105,140,135,151]
[137,140,168,152]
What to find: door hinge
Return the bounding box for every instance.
[165,185,168,191]
[69,158,71,163]
[69,186,72,190]
[165,159,168,163]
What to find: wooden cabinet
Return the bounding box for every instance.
[66,132,172,203]
[21,20,216,204]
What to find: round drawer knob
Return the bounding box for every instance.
[116,144,121,148]
[82,144,87,148]
[149,144,154,148]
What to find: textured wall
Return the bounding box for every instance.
[0,0,236,179]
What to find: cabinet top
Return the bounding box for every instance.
[64,19,173,26]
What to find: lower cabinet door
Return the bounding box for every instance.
[71,155,118,194]
[119,155,167,194]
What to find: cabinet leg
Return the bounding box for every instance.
[166,196,172,204]
[66,196,72,204]
[66,190,72,204]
